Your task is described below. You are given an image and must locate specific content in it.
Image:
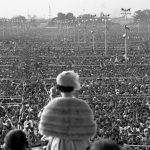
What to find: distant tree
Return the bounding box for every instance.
[134,9,150,23]
[78,14,93,19]
[66,12,76,20]
[11,15,27,22]
[57,12,66,20]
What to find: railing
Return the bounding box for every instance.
[124,144,150,150]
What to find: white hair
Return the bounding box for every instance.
[56,70,81,90]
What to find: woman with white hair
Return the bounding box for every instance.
[39,70,96,150]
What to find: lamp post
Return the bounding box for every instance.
[78,28,80,44]
[70,20,74,42]
[121,8,131,59]
[147,18,150,34]
[91,30,95,51]
[77,19,81,44]
[91,15,97,51]
[16,19,19,37]
[74,22,76,42]
[64,20,69,41]
[2,19,6,38]
[62,21,66,42]
[137,19,140,33]
[82,18,86,43]
[102,14,110,56]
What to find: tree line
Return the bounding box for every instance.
[1,9,150,25]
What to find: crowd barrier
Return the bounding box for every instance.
[124,144,150,149]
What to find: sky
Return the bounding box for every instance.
[0,0,150,19]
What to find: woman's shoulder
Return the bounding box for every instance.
[49,97,89,106]
[43,97,92,115]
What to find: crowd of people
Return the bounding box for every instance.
[0,24,150,150]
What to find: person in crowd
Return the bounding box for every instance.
[3,129,31,150]
[23,124,32,138]
[49,86,60,100]
[3,116,14,134]
[89,139,122,150]
[23,116,33,130]
[0,117,4,150]
[39,70,96,150]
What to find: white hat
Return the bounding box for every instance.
[56,70,81,90]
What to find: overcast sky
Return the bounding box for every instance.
[0,0,150,18]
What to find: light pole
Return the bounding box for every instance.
[64,20,69,41]
[92,15,97,28]
[77,19,81,44]
[121,8,131,59]
[74,22,76,42]
[91,30,95,51]
[91,15,97,51]
[60,20,64,40]
[102,14,110,56]
[70,20,74,42]
[62,21,66,42]
[137,19,140,33]
[147,18,150,34]
[2,19,6,38]
[78,28,81,44]
[82,18,86,43]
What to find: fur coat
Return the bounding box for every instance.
[39,97,96,150]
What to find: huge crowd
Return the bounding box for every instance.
[1,24,150,150]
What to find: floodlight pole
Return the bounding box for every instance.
[77,19,81,44]
[2,20,5,37]
[92,16,96,51]
[102,14,110,56]
[137,19,140,33]
[78,28,80,44]
[74,24,76,42]
[147,18,150,34]
[91,31,95,51]
[121,8,131,59]
[65,20,69,40]
[83,18,86,43]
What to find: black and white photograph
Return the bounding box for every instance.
[1,0,150,150]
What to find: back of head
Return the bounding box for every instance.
[4,129,28,150]
[89,139,122,150]
[56,70,81,92]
